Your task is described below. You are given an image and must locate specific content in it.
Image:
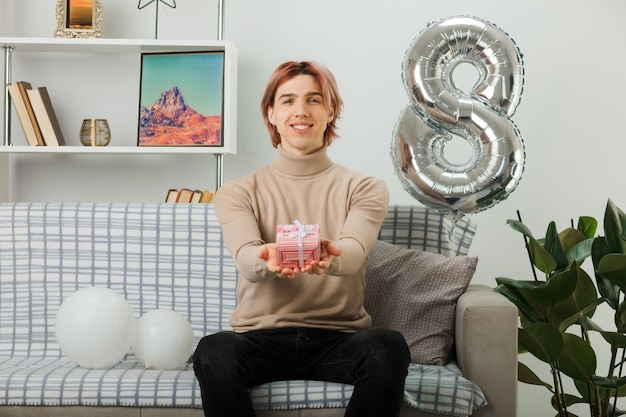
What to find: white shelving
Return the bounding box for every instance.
[0,146,230,154]
[0,37,238,201]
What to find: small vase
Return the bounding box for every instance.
[80,119,111,146]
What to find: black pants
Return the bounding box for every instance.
[193,327,410,417]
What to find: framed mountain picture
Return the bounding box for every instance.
[138,51,225,147]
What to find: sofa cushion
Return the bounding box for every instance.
[364,241,478,365]
[377,205,476,255]
[0,356,485,416]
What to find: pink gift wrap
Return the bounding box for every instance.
[276,222,320,268]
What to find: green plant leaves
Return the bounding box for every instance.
[545,222,569,271]
[518,361,553,389]
[558,392,588,409]
[566,238,595,267]
[505,220,593,275]
[497,262,598,330]
[578,216,598,240]
[598,254,626,289]
[505,219,535,239]
[494,279,545,323]
[591,375,626,389]
[519,323,563,363]
[558,334,597,382]
[604,199,626,255]
[580,315,626,349]
[529,263,577,306]
[499,199,626,416]
[550,265,599,330]
[518,327,596,383]
[592,237,621,309]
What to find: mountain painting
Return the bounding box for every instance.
[138,51,225,147]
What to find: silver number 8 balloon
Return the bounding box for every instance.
[391,16,525,217]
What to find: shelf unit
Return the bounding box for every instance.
[0,37,238,199]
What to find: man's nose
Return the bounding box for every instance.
[294,100,309,116]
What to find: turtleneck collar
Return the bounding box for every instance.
[270,144,334,177]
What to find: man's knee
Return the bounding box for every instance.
[357,328,410,368]
[194,331,247,373]
[359,327,408,349]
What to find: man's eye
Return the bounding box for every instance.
[308,98,321,104]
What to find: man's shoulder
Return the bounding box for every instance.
[222,165,272,187]
[331,163,387,187]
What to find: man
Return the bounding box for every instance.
[193,61,409,417]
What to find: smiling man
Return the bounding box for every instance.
[193,61,410,417]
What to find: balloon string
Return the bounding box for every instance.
[444,210,461,255]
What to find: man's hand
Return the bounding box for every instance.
[257,239,341,279]
[307,239,341,275]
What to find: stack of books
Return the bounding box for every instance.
[8,80,66,146]
[165,188,215,203]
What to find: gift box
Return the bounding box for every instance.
[276,221,320,269]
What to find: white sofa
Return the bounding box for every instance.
[0,203,517,417]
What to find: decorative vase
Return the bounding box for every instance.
[80,119,110,146]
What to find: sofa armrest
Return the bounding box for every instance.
[454,284,518,417]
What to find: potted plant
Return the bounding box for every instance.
[495,198,626,417]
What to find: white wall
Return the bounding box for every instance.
[3,1,626,415]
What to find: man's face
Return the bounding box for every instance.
[267,74,334,155]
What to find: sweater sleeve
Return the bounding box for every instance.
[325,176,389,277]
[214,181,277,283]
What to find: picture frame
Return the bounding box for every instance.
[54,0,103,39]
[138,51,226,147]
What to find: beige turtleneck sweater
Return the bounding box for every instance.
[214,144,389,332]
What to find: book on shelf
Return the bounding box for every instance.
[175,188,195,203]
[165,189,178,203]
[165,188,215,203]
[7,81,45,146]
[26,87,66,146]
[199,189,214,203]
[190,190,203,203]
